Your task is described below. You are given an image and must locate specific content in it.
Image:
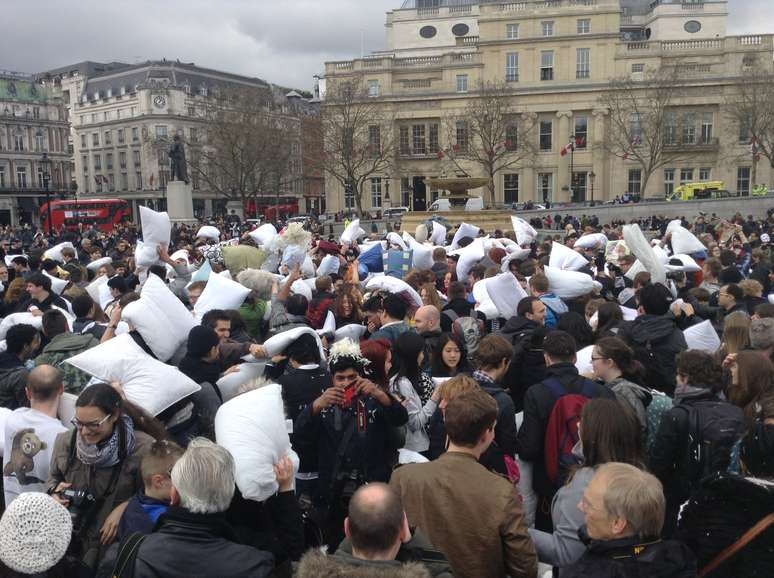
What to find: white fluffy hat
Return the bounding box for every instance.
[0,492,72,574]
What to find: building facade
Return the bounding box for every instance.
[41,60,316,220]
[322,0,774,213]
[0,72,72,226]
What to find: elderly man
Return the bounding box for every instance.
[563,463,696,577]
[126,438,281,577]
[414,305,442,370]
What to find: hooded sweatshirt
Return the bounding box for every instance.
[34,332,100,394]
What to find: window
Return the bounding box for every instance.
[542,21,554,37]
[574,117,588,149]
[119,152,127,169]
[538,173,553,202]
[155,125,167,139]
[108,174,114,190]
[117,109,122,119]
[132,127,139,142]
[401,177,411,207]
[131,106,137,117]
[429,123,439,153]
[664,169,675,197]
[34,131,44,152]
[506,23,519,39]
[0,167,4,188]
[539,120,552,151]
[455,121,469,151]
[737,167,751,195]
[540,51,554,81]
[399,126,410,156]
[506,52,519,82]
[632,63,645,73]
[630,113,642,140]
[120,173,128,191]
[370,177,382,208]
[572,172,588,202]
[96,176,104,193]
[368,125,381,155]
[504,173,519,204]
[92,132,99,146]
[456,74,468,93]
[682,113,696,145]
[680,168,694,184]
[117,129,125,144]
[82,155,88,173]
[135,172,142,190]
[576,48,590,79]
[699,167,711,181]
[133,150,141,167]
[505,123,519,150]
[37,168,44,188]
[701,112,713,144]
[14,133,24,151]
[628,169,642,194]
[93,154,102,170]
[189,127,198,143]
[104,130,112,145]
[106,153,113,170]
[664,112,678,145]
[103,111,110,121]
[80,134,87,149]
[739,115,752,144]
[412,124,426,155]
[367,80,380,98]
[577,19,591,34]
[91,113,97,123]
[188,106,196,117]
[16,166,27,188]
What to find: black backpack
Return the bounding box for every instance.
[680,400,745,486]
[630,336,677,395]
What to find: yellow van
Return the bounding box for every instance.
[668,181,725,201]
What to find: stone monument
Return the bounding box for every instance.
[166,135,195,222]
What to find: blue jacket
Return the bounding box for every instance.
[539,294,568,329]
[118,492,169,541]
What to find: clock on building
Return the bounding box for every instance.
[153,94,167,108]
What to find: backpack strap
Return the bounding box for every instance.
[699,513,774,578]
[111,531,146,578]
[543,377,567,400]
[443,310,459,323]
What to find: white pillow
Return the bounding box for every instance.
[544,266,601,300]
[684,320,721,354]
[665,254,702,273]
[0,313,42,340]
[549,242,589,271]
[666,219,683,235]
[623,224,666,285]
[500,248,531,273]
[511,216,537,246]
[263,326,326,360]
[122,275,197,362]
[57,392,78,429]
[398,449,429,465]
[670,226,706,255]
[215,384,300,502]
[281,245,306,269]
[44,272,69,295]
[170,249,190,263]
[456,238,485,283]
[575,345,594,376]
[4,254,24,267]
[0,407,11,456]
[65,334,201,416]
[317,255,340,277]
[135,239,160,269]
[44,242,75,263]
[196,225,221,241]
[402,233,433,271]
[290,279,312,301]
[216,362,267,402]
[450,223,480,250]
[430,221,446,245]
[574,233,608,250]
[334,324,367,343]
[341,219,365,244]
[191,260,212,283]
[317,311,336,337]
[485,273,527,320]
[86,257,112,272]
[85,275,108,305]
[98,282,113,311]
[248,224,277,246]
[652,245,670,265]
[365,275,423,309]
[194,273,250,318]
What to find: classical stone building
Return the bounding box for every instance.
[41,60,317,219]
[322,0,774,213]
[0,71,72,226]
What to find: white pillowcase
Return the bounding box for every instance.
[665,254,702,273]
[365,275,423,308]
[122,275,197,362]
[194,272,250,318]
[549,242,589,271]
[44,272,69,295]
[485,273,527,320]
[248,224,277,246]
[684,320,721,354]
[0,407,11,455]
[317,255,340,277]
[263,326,326,360]
[44,242,75,263]
[670,226,706,255]
[215,384,300,502]
[575,345,594,376]
[65,334,201,416]
[544,266,601,300]
[450,223,480,251]
[341,219,365,244]
[0,313,42,340]
[623,224,666,285]
[216,362,267,402]
[456,238,485,283]
[430,221,446,245]
[137,207,171,268]
[197,225,221,241]
[86,257,112,272]
[574,233,608,250]
[334,324,367,343]
[511,216,537,246]
[402,233,433,271]
[57,392,78,429]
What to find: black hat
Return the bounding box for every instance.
[187,326,220,358]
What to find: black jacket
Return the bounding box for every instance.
[0,351,28,410]
[516,363,615,497]
[563,530,697,578]
[475,375,518,473]
[277,365,331,473]
[131,507,274,577]
[499,316,547,412]
[440,298,474,332]
[178,355,221,387]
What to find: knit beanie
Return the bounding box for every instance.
[0,492,73,574]
[750,318,774,351]
[187,325,221,358]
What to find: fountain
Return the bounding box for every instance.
[424,177,490,208]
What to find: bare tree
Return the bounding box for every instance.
[439,81,538,206]
[310,79,396,217]
[597,68,693,199]
[724,67,774,187]
[187,86,297,212]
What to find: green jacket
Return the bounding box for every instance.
[239,300,267,343]
[35,332,100,394]
[370,321,413,347]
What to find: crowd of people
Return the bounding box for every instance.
[0,205,771,578]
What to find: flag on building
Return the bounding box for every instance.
[560,140,575,157]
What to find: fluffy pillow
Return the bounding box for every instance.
[574,233,608,250]
[340,219,365,244]
[472,279,498,320]
[0,313,42,340]
[317,311,336,338]
[665,254,702,273]
[670,226,706,255]
[216,362,267,402]
[0,407,11,455]
[194,273,250,318]
[387,232,408,251]
[511,216,537,246]
[456,238,485,283]
[334,324,367,343]
[98,282,113,311]
[86,257,112,272]
[684,320,721,354]
[365,275,423,308]
[215,384,300,502]
[122,275,197,362]
[485,273,527,320]
[450,223,480,250]
[290,279,313,301]
[57,392,78,429]
[666,219,683,235]
[44,272,69,295]
[191,260,212,283]
[317,255,340,277]
[430,221,446,245]
[623,224,666,285]
[248,224,277,246]
[65,334,201,415]
[223,245,266,278]
[281,245,306,269]
[85,275,108,305]
[575,345,594,376]
[197,225,221,241]
[263,326,326,360]
[44,242,75,263]
[544,266,601,300]
[4,255,24,267]
[402,233,433,271]
[549,242,589,271]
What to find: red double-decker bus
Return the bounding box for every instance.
[40,199,132,233]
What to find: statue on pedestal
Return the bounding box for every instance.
[168,135,189,184]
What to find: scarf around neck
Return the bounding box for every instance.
[76,414,136,468]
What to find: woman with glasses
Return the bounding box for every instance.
[47,383,166,574]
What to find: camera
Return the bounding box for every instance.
[62,488,98,533]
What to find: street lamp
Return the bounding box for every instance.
[569,134,575,203]
[384,177,391,209]
[589,171,596,207]
[40,152,52,236]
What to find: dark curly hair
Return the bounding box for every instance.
[676,350,723,392]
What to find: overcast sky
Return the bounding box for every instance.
[0,0,770,91]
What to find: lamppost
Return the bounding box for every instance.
[40,152,52,236]
[569,134,575,203]
[589,171,596,207]
[384,177,391,210]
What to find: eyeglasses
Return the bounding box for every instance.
[591,356,609,362]
[71,414,111,431]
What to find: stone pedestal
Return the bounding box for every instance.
[225,199,245,219]
[166,180,196,223]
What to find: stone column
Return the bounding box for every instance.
[556,111,573,203]
[591,109,608,204]
[521,112,538,202]
[166,180,195,223]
